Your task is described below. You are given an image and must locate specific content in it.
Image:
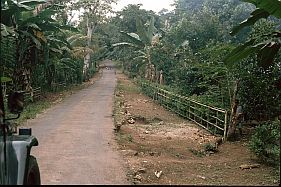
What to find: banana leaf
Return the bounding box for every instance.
[0,77,13,83]
[231,0,281,35]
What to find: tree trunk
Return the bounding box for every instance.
[227,80,240,141]
[150,64,155,82]
[0,83,5,120]
[83,16,94,80]
[145,64,149,79]
[159,70,164,85]
[145,47,152,81]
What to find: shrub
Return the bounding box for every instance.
[249,120,280,167]
[203,142,218,152]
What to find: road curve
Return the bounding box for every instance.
[25,61,129,184]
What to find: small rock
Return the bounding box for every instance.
[133,180,141,184]
[149,152,155,156]
[144,131,149,134]
[114,123,122,132]
[138,168,146,173]
[167,136,172,140]
[127,118,135,124]
[197,175,206,180]
[133,174,142,181]
[154,171,163,178]
[139,152,145,156]
[239,164,260,170]
[158,121,164,125]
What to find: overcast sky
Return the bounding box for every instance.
[71,0,175,22]
[113,0,175,13]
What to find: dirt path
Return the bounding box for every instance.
[24,61,129,184]
[114,72,280,185]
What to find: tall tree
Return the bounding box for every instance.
[72,0,117,79]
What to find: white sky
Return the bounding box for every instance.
[113,0,175,13]
[71,0,175,22]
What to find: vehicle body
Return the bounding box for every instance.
[0,91,41,185]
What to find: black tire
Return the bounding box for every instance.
[25,155,41,185]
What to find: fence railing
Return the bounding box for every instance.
[51,82,67,92]
[23,87,41,103]
[140,82,228,140]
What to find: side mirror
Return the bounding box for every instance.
[8,92,24,114]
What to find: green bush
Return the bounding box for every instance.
[203,142,218,152]
[249,120,280,167]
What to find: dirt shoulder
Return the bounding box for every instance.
[113,71,280,185]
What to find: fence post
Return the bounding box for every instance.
[207,110,210,129]
[223,111,228,141]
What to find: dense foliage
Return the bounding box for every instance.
[1,0,115,94]
[249,120,280,168]
[107,0,281,123]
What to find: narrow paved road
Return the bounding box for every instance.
[25,61,128,184]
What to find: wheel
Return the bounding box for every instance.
[24,155,41,185]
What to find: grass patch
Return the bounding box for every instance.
[113,80,126,128]
[15,100,51,124]
[188,148,205,157]
[117,82,141,94]
[116,133,134,143]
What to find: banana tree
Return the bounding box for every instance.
[225,0,281,69]
[224,0,281,140]
[1,0,47,91]
[1,0,77,91]
[67,33,95,59]
[113,16,161,80]
[66,33,95,81]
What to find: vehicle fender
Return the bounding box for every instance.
[6,135,38,185]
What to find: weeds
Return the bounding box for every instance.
[204,142,218,153]
[14,100,51,124]
[117,83,140,94]
[249,120,280,175]
[188,148,205,157]
[116,133,134,143]
[188,143,218,157]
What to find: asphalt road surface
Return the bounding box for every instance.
[26,61,129,184]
